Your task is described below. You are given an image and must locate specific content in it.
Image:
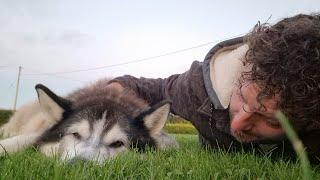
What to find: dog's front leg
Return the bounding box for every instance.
[0,133,41,155]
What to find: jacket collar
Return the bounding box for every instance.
[202,36,250,110]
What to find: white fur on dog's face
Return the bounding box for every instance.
[59,114,129,163]
[0,83,177,162]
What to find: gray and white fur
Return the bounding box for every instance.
[0,79,178,163]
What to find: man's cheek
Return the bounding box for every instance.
[229,101,242,121]
[259,125,284,138]
[230,93,244,113]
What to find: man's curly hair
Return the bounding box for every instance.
[243,14,320,132]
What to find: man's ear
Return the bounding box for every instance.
[35,84,71,123]
[141,101,171,136]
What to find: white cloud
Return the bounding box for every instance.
[0,0,319,109]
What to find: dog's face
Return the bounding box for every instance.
[34,84,174,163]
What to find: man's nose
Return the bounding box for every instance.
[230,110,254,132]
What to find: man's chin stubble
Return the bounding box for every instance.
[228,110,258,143]
[231,131,259,143]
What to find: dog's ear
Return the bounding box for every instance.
[141,101,171,135]
[35,84,71,123]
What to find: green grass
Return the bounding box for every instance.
[164,123,197,134]
[1,134,320,179]
[276,111,312,180]
[1,111,320,179]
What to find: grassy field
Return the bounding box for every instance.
[0,134,320,179]
[1,110,320,179]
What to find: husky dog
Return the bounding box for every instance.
[0,79,178,163]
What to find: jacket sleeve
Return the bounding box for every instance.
[109,61,208,120]
[109,75,167,106]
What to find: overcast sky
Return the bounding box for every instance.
[0,0,319,109]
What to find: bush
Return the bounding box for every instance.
[0,110,12,125]
[167,114,190,124]
[164,123,198,134]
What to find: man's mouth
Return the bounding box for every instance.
[231,131,259,143]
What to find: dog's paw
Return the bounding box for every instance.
[154,132,179,150]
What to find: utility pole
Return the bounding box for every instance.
[13,66,22,112]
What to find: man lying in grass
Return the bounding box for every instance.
[108,13,320,164]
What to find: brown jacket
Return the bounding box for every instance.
[110,37,319,163]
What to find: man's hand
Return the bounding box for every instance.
[107,82,125,92]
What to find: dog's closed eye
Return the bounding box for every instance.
[109,141,124,148]
[72,132,82,140]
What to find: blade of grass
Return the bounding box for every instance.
[276,111,312,180]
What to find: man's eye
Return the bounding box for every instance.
[256,114,281,128]
[72,132,82,139]
[265,119,281,128]
[109,141,124,148]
